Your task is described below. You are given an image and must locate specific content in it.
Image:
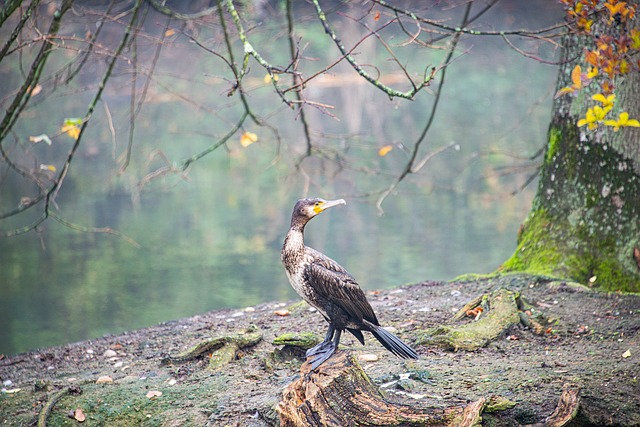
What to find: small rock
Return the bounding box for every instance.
[274,309,290,317]
[146,390,162,399]
[96,375,113,384]
[167,378,177,386]
[86,349,94,354]
[103,349,117,358]
[114,361,123,368]
[2,380,12,387]
[358,353,379,362]
[622,349,631,358]
[74,408,86,422]
[244,306,255,312]
[231,311,244,317]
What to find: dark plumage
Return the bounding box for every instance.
[281,197,418,369]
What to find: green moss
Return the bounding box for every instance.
[545,127,561,165]
[501,209,639,292]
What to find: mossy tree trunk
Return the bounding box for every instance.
[502,3,640,291]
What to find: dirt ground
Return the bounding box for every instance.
[1,274,639,426]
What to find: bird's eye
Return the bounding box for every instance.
[314,201,320,206]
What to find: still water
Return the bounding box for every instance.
[0,1,560,354]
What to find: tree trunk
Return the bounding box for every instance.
[276,351,485,427]
[502,2,640,291]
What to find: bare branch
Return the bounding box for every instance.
[376,1,473,214]
[311,0,433,100]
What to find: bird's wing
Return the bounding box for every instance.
[303,259,379,326]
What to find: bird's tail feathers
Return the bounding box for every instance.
[371,325,418,360]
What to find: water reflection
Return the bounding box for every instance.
[0,1,559,354]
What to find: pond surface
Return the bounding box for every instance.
[0,1,561,355]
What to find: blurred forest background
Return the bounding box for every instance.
[0,0,563,355]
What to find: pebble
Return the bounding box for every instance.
[146,390,162,399]
[358,353,379,362]
[274,309,290,317]
[103,349,117,358]
[244,306,255,312]
[2,380,12,387]
[114,361,123,368]
[96,375,113,384]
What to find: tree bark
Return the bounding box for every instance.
[502,1,640,291]
[276,351,484,427]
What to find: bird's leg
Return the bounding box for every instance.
[309,329,342,370]
[306,324,335,358]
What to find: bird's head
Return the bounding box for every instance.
[290,198,346,226]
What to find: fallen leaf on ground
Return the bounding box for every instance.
[274,309,290,316]
[146,390,162,399]
[96,375,113,384]
[74,408,86,422]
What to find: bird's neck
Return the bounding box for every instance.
[282,224,306,272]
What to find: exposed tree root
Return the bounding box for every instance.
[540,383,581,427]
[277,350,488,427]
[161,324,262,369]
[37,388,70,427]
[417,288,522,350]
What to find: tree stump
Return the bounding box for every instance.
[277,351,484,427]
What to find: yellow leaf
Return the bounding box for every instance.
[165,29,176,37]
[570,65,582,88]
[61,124,80,140]
[240,132,258,147]
[378,145,393,156]
[39,164,57,172]
[263,73,279,84]
[30,84,42,96]
[587,67,598,79]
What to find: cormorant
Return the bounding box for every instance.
[281,197,419,370]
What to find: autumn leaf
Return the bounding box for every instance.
[240,132,258,147]
[61,118,82,140]
[29,134,52,145]
[61,124,80,140]
[577,106,609,130]
[604,112,640,131]
[263,73,279,84]
[39,164,57,172]
[592,93,615,110]
[378,145,393,156]
[29,84,42,96]
[555,65,587,98]
[631,29,640,49]
[165,29,176,37]
[373,10,381,21]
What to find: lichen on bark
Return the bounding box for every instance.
[502,9,640,291]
